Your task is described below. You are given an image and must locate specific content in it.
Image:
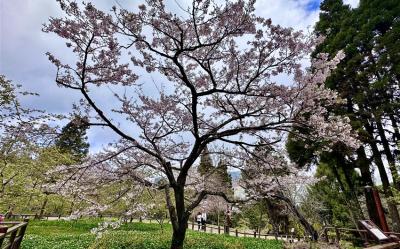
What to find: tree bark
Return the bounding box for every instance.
[165,185,189,249]
[357,147,381,224]
[375,118,400,190]
[389,114,400,143]
[170,220,187,249]
[39,195,48,218]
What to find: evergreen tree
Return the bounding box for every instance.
[55,115,90,162]
[312,0,400,231]
[216,158,233,195]
[198,146,213,176]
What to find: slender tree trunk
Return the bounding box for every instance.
[274,194,318,241]
[258,209,263,234]
[217,210,220,227]
[27,181,38,211]
[389,114,400,143]
[337,159,365,221]
[39,195,49,218]
[330,161,363,227]
[69,194,78,215]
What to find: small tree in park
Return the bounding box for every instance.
[44,1,358,248]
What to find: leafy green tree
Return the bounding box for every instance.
[239,200,269,233]
[307,162,359,228]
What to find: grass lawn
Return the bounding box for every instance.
[21,220,283,249]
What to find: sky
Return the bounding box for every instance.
[0,0,360,153]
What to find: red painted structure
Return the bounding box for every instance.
[365,186,389,232]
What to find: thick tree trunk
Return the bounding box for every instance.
[375,118,400,190]
[274,194,318,241]
[165,185,189,249]
[357,147,381,224]
[171,221,187,249]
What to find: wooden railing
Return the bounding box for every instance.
[0,220,29,249]
[187,222,304,242]
[322,226,400,247]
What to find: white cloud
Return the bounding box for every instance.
[254,0,320,31]
[344,0,360,8]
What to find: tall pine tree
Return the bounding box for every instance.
[198,146,213,176]
[216,158,233,195]
[55,115,89,162]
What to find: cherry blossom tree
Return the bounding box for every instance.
[241,146,320,240]
[0,75,57,142]
[44,145,153,215]
[44,1,358,248]
[0,75,65,215]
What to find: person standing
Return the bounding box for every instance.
[196,212,202,230]
[225,206,232,234]
[201,212,207,231]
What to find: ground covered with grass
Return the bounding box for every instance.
[21,220,283,249]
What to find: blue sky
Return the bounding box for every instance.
[306,0,323,11]
[0,0,359,152]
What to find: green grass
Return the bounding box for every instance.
[21,220,283,249]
